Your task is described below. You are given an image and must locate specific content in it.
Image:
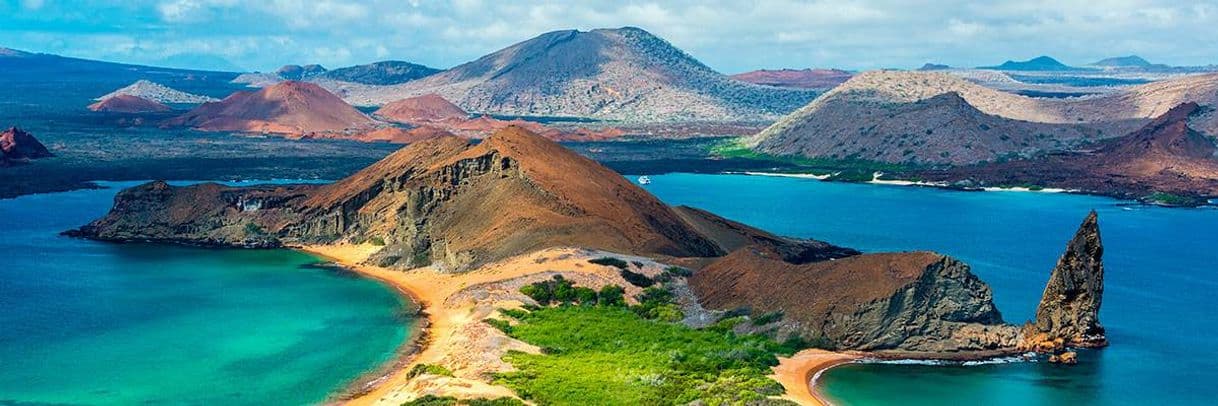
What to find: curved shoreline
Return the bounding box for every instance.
[770,349,861,406]
[295,245,438,405]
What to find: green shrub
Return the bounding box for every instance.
[588,257,629,269]
[243,222,265,236]
[369,236,386,246]
[484,318,512,334]
[573,287,598,305]
[619,268,655,287]
[751,311,784,326]
[494,305,796,405]
[597,285,625,306]
[407,363,454,378]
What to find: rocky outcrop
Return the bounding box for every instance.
[164,81,374,135]
[690,247,1020,355]
[1,127,53,165]
[1021,211,1107,351]
[88,94,171,113]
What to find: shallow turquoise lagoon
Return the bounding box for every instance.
[0,182,411,405]
[643,173,1218,405]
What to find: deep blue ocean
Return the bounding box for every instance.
[642,173,1218,405]
[0,182,410,405]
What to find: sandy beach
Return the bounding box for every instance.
[298,244,673,405]
[770,349,860,406]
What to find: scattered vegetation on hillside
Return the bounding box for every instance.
[400,395,525,406]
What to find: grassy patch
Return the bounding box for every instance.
[494,306,800,405]
[709,138,919,177]
[1144,192,1201,206]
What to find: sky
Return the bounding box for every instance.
[1,0,1216,73]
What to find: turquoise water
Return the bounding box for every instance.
[642,173,1218,405]
[0,182,411,405]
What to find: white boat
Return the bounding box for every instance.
[637,175,651,185]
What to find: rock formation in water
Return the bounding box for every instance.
[164,81,374,135]
[88,94,172,113]
[1,127,53,165]
[1021,211,1107,351]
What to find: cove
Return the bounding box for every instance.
[0,181,412,405]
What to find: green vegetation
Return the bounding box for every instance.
[588,257,629,269]
[618,268,655,287]
[369,236,387,246]
[400,395,525,406]
[1144,192,1201,207]
[407,363,454,378]
[709,138,924,183]
[520,275,616,306]
[243,222,265,236]
[751,311,784,326]
[494,305,800,405]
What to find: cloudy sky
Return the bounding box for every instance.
[2,0,1215,73]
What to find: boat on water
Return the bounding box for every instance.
[638,175,651,185]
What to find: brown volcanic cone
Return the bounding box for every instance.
[374,93,468,124]
[1092,102,1217,178]
[88,94,171,113]
[165,81,373,134]
[73,126,754,270]
[1,127,53,165]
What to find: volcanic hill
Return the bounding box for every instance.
[922,102,1218,201]
[747,71,1218,164]
[95,80,217,104]
[164,81,375,135]
[1,127,53,166]
[88,94,171,113]
[331,27,820,122]
[730,68,853,89]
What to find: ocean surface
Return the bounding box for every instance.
[642,173,1218,405]
[0,182,411,405]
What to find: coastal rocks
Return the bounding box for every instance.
[690,247,1021,355]
[1021,211,1107,350]
[1,127,53,166]
[1049,351,1079,365]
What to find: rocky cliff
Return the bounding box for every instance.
[1021,211,1107,351]
[690,247,1020,355]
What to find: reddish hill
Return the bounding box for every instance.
[165,81,374,135]
[731,68,853,89]
[88,94,171,113]
[374,94,468,124]
[1,127,53,165]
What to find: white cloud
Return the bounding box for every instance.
[3,0,1216,72]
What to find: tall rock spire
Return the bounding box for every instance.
[1022,211,1107,351]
